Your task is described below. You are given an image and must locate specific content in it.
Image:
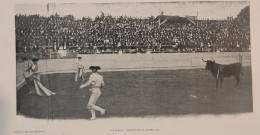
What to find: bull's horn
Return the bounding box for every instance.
[202,58,206,62]
[212,58,215,62]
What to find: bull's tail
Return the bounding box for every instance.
[238,54,243,76]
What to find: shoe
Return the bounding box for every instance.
[101,109,105,115]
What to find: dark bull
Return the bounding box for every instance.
[202,58,242,89]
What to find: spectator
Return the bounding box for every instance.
[15,6,250,54]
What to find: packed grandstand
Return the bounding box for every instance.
[15,6,249,57]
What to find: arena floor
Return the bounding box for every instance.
[17,67,252,119]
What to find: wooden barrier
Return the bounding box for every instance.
[16,52,251,88]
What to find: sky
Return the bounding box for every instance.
[15,1,250,19]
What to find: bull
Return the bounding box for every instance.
[202,58,242,89]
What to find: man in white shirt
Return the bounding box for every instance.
[80,66,105,120]
[75,57,85,81]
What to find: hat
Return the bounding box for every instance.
[32,57,39,62]
[89,66,101,70]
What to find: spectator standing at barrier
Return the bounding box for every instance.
[75,57,85,81]
[80,66,105,120]
[23,57,56,96]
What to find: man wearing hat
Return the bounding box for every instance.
[80,66,105,120]
[75,57,85,81]
[23,57,56,96]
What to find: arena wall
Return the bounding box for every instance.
[40,52,251,72]
[16,52,251,88]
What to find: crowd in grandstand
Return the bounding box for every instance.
[15,6,250,55]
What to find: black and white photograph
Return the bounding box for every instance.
[15,1,252,119]
[1,0,260,135]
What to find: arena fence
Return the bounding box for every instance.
[16,52,251,90]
